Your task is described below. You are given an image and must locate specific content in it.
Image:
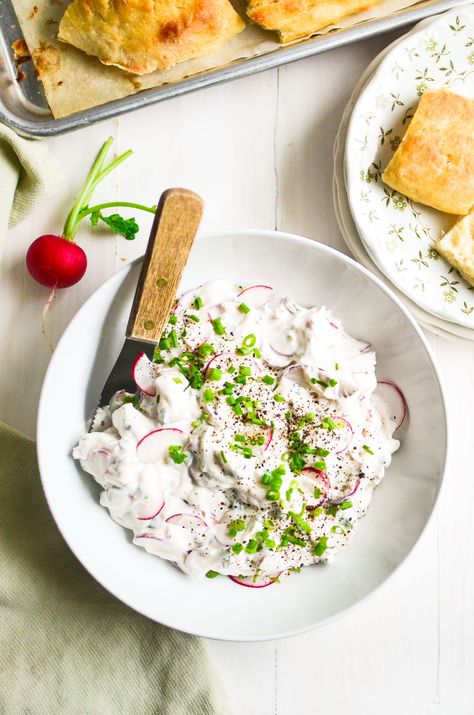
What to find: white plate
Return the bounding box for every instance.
[37,231,447,641]
[333,24,474,343]
[345,5,474,329]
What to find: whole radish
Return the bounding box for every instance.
[26,235,87,289]
[25,136,156,290]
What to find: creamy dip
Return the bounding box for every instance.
[74,280,401,585]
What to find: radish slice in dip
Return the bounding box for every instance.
[74,280,401,582]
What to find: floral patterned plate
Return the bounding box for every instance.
[345,4,474,328]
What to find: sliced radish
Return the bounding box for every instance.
[333,417,354,455]
[132,352,157,396]
[229,573,280,588]
[263,428,273,452]
[136,427,184,463]
[237,285,273,307]
[265,346,293,368]
[282,364,306,386]
[374,380,407,431]
[87,448,112,475]
[135,533,163,541]
[165,513,208,551]
[333,478,361,505]
[301,466,330,507]
[137,497,165,520]
[204,352,225,376]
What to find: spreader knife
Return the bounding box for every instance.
[90,188,204,427]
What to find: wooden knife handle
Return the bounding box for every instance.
[126,188,204,343]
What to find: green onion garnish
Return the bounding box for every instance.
[329,378,338,387]
[203,388,214,403]
[363,444,374,455]
[339,500,353,510]
[243,334,256,348]
[321,417,336,430]
[169,329,178,348]
[266,489,280,501]
[238,303,250,314]
[220,450,227,463]
[159,337,170,350]
[208,367,222,381]
[168,314,177,325]
[168,445,188,464]
[274,394,285,403]
[262,375,275,385]
[232,543,244,554]
[240,366,251,376]
[187,314,200,323]
[194,296,203,310]
[206,570,219,578]
[313,537,328,557]
[198,343,214,357]
[212,317,225,336]
[245,539,258,554]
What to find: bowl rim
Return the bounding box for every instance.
[37,229,449,641]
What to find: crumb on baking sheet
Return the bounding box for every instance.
[11,38,30,60]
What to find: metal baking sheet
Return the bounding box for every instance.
[0,0,468,136]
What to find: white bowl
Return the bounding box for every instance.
[37,230,447,641]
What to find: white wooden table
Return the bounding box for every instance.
[1,28,473,714]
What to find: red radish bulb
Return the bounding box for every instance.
[26,234,87,289]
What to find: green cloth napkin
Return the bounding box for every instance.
[0,123,63,257]
[0,132,232,714]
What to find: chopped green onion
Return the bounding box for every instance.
[313,536,328,557]
[172,377,183,384]
[203,388,214,403]
[329,378,338,387]
[168,314,177,325]
[253,348,262,359]
[206,570,219,578]
[243,334,256,348]
[274,394,285,403]
[331,525,346,535]
[208,367,222,381]
[261,473,271,485]
[168,445,188,464]
[236,346,252,356]
[335,363,339,370]
[266,489,280,501]
[238,303,250,314]
[262,375,275,385]
[232,543,244,554]
[315,447,330,457]
[228,365,236,374]
[194,296,203,310]
[169,329,178,348]
[198,343,214,357]
[234,434,246,442]
[245,539,258,554]
[321,417,336,430]
[187,314,200,323]
[313,460,327,472]
[363,444,374,455]
[339,500,353,510]
[232,404,243,416]
[212,317,225,336]
[220,450,227,463]
[313,487,322,499]
[240,366,251,376]
[159,337,171,350]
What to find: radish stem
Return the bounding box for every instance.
[62,137,137,240]
[78,201,156,219]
